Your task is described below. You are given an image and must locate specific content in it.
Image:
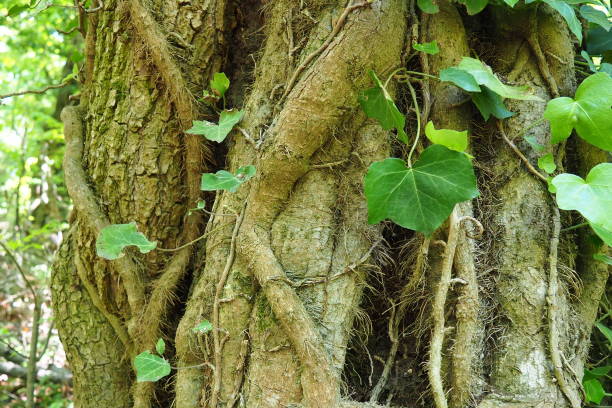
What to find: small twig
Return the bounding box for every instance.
[156,222,233,252]
[0,80,73,101]
[279,0,370,102]
[428,208,461,408]
[497,121,548,183]
[210,204,247,408]
[311,159,348,169]
[236,126,258,148]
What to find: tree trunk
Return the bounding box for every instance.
[51,0,609,407]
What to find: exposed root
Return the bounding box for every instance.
[527,7,560,98]
[74,246,132,354]
[279,0,371,102]
[61,106,145,314]
[496,120,547,183]
[450,204,481,408]
[547,207,581,408]
[429,208,461,408]
[210,205,247,408]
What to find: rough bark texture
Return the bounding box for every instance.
[51,1,609,407]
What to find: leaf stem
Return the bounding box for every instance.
[406,80,421,167]
[560,222,589,232]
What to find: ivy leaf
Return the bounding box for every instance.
[583,378,605,404]
[591,222,612,246]
[413,41,440,55]
[439,67,481,92]
[542,0,582,42]
[503,0,520,6]
[155,338,165,355]
[471,86,514,120]
[552,163,612,232]
[192,320,213,333]
[210,72,230,97]
[201,165,256,193]
[359,71,408,143]
[424,121,468,152]
[537,153,556,174]
[96,223,157,260]
[596,322,612,346]
[584,365,612,379]
[186,109,244,143]
[581,50,598,73]
[134,351,171,382]
[524,135,546,152]
[587,26,612,54]
[417,0,439,13]
[456,58,541,100]
[458,0,488,15]
[579,5,611,32]
[544,73,612,151]
[593,253,612,265]
[364,145,479,235]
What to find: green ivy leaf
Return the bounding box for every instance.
[584,365,612,380]
[134,351,171,382]
[537,153,556,174]
[583,378,605,404]
[192,320,213,333]
[413,41,440,55]
[417,0,439,13]
[542,0,582,42]
[440,67,481,92]
[503,0,520,6]
[581,50,598,73]
[364,145,479,235]
[593,253,612,265]
[96,223,157,260]
[201,165,256,193]
[456,58,541,100]
[524,135,546,152]
[591,222,612,246]
[359,71,408,143]
[552,163,612,233]
[596,322,612,346]
[579,5,611,32]
[458,0,488,15]
[210,72,230,97]
[471,86,514,120]
[544,73,612,151]
[587,26,612,54]
[186,109,244,143]
[424,121,468,152]
[155,338,165,355]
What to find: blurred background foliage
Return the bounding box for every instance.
[1,0,80,406]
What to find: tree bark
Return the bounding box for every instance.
[51,1,609,407]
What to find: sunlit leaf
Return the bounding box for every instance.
[440,67,481,92]
[537,153,556,174]
[413,41,440,55]
[583,378,605,404]
[424,121,468,152]
[192,320,213,333]
[155,338,165,355]
[593,253,612,265]
[134,351,171,382]
[186,109,244,143]
[417,0,439,13]
[96,223,157,260]
[544,73,612,151]
[201,165,256,193]
[210,72,230,97]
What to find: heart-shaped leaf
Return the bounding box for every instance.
[187,109,244,143]
[413,41,440,55]
[134,351,171,382]
[537,153,556,174]
[417,0,439,13]
[364,145,479,235]
[583,378,605,404]
[544,73,612,151]
[210,72,230,97]
[580,5,611,32]
[552,163,612,232]
[440,67,481,93]
[458,0,488,15]
[201,165,256,193]
[590,222,612,246]
[424,121,468,152]
[96,223,157,260]
[359,71,408,143]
